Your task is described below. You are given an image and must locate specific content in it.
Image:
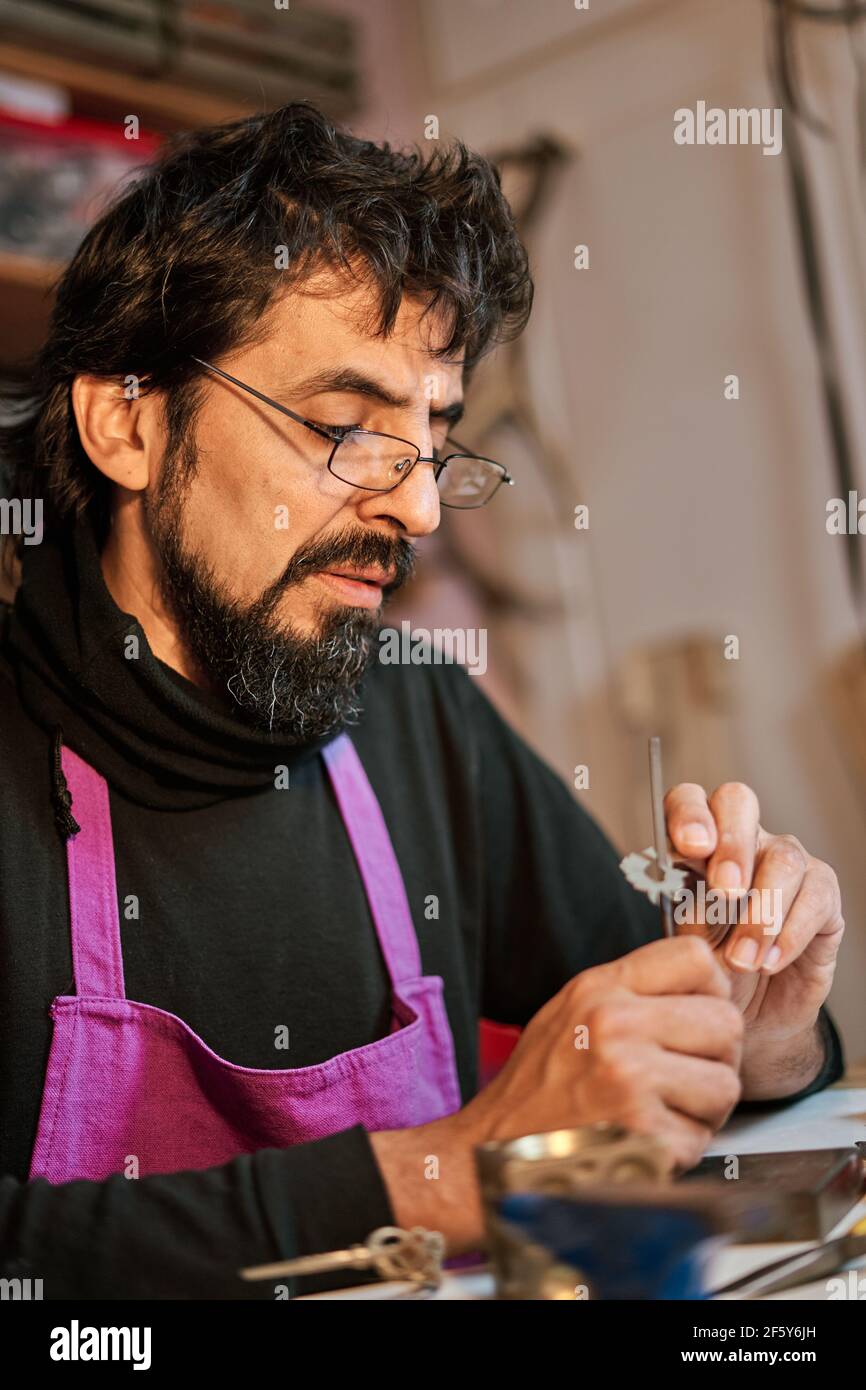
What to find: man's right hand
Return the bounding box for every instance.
[464,935,743,1171]
[371,936,743,1252]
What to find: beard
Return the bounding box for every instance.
[145,434,415,741]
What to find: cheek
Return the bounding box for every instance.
[177,420,356,601]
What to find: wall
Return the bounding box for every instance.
[328,0,866,1059]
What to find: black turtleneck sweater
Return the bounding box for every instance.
[0,515,843,1299]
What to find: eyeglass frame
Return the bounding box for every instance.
[189,356,514,508]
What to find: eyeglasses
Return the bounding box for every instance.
[190,357,513,509]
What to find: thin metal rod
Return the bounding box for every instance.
[649,736,674,938]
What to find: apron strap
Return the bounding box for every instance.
[61,745,126,999]
[58,734,416,998]
[322,734,421,986]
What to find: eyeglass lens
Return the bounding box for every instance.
[330,433,502,508]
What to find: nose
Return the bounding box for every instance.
[356,451,442,538]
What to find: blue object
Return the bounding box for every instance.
[499,1193,717,1300]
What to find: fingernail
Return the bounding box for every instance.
[763,945,782,972]
[680,822,711,850]
[715,860,742,890]
[727,936,759,970]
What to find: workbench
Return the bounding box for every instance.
[304,1064,866,1300]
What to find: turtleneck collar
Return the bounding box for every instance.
[2,511,343,811]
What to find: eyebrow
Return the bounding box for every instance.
[278,366,465,427]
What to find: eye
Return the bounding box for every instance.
[310,421,360,437]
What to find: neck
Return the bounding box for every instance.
[99,498,215,694]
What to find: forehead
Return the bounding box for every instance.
[264,264,465,395]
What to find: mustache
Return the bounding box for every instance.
[257,527,416,612]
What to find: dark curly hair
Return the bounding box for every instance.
[0,100,532,579]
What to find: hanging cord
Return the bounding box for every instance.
[50,726,80,841]
[767,0,866,641]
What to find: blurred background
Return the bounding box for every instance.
[1,0,865,1058]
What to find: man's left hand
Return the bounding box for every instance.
[663,781,844,1099]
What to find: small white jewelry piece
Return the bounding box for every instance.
[619,846,688,905]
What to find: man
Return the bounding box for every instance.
[0,103,844,1298]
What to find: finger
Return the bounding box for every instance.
[641,996,743,1068]
[759,862,844,977]
[610,935,731,1000]
[654,1050,742,1130]
[724,832,807,973]
[659,1110,715,1174]
[706,782,761,896]
[620,1096,712,1174]
[664,783,718,860]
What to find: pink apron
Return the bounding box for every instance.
[29,733,462,1184]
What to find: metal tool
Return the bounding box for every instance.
[649,736,674,937]
[239,1225,445,1290]
[619,736,686,935]
[708,1133,866,1295]
[683,1145,865,1242]
[710,1232,866,1298]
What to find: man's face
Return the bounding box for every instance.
[145,269,464,738]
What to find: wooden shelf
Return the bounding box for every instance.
[0,41,252,132]
[0,250,62,287]
[0,37,250,367]
[0,20,354,366]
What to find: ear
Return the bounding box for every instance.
[71,375,162,493]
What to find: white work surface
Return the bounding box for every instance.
[305,1080,866,1301]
